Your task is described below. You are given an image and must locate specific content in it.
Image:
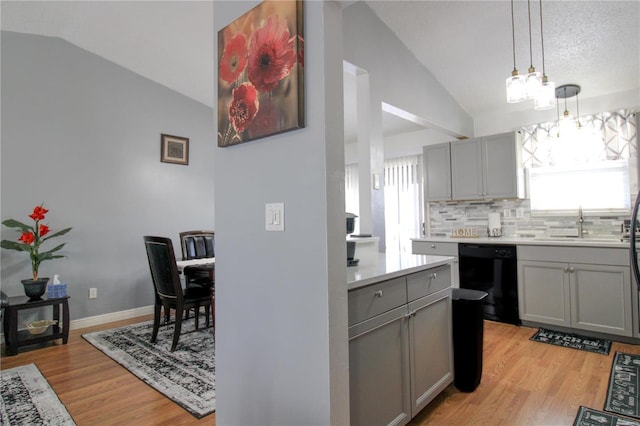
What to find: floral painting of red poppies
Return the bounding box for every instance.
[217,0,304,147]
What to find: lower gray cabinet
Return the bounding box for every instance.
[518,260,570,327]
[518,246,632,337]
[349,306,411,426]
[348,266,453,426]
[408,289,453,415]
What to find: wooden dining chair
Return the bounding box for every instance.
[143,236,212,351]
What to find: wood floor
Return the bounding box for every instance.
[0,314,213,426]
[2,317,639,425]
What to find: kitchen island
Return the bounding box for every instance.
[348,253,455,426]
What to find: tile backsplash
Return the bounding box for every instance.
[428,199,626,240]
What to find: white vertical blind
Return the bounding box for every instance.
[384,155,423,256]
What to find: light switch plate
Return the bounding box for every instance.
[266,202,285,231]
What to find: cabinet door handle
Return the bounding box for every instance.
[431,244,436,248]
[569,267,575,273]
[430,273,438,279]
[563,267,569,273]
[404,311,416,319]
[374,290,383,298]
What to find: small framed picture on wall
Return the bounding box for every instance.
[160,134,189,165]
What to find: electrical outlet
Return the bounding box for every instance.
[89,288,97,299]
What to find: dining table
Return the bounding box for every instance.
[176,257,215,282]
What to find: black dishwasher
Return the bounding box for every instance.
[458,243,520,325]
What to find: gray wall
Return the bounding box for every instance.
[343,2,474,139]
[342,2,474,249]
[1,31,215,320]
[214,1,349,425]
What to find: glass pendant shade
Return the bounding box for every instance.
[559,111,576,138]
[534,78,556,110]
[506,73,527,103]
[525,69,542,99]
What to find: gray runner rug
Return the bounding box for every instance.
[82,317,215,418]
[574,406,640,426]
[0,363,76,425]
[530,328,611,355]
[604,351,640,419]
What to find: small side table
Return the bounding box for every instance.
[2,295,70,356]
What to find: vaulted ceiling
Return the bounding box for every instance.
[2,1,639,137]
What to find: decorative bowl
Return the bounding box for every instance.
[25,320,57,335]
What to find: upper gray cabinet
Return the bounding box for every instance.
[423,143,452,201]
[423,131,524,202]
[450,131,524,201]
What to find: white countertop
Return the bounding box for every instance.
[412,236,628,249]
[347,253,454,290]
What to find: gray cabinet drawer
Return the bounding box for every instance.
[412,241,458,256]
[348,277,408,326]
[407,265,451,301]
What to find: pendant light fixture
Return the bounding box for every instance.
[525,0,542,99]
[556,84,581,137]
[506,0,526,103]
[534,0,556,110]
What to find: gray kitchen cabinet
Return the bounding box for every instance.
[349,305,411,426]
[348,264,453,426]
[518,260,571,327]
[450,131,523,200]
[423,143,452,201]
[407,287,453,415]
[571,263,631,336]
[411,240,459,288]
[518,245,632,337]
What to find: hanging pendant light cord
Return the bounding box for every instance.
[511,0,517,72]
[539,0,546,76]
[528,0,534,69]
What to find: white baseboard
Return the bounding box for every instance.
[69,305,154,330]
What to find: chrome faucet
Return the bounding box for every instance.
[578,206,587,238]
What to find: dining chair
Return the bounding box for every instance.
[143,236,212,351]
[179,230,215,326]
[179,230,215,260]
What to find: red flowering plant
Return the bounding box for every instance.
[1,204,72,280]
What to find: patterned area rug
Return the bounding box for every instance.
[0,363,76,425]
[530,328,611,355]
[604,352,640,419]
[82,318,215,418]
[574,406,640,426]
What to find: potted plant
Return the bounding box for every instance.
[1,204,72,299]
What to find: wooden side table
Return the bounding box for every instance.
[2,295,70,356]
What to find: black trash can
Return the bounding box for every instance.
[452,288,488,392]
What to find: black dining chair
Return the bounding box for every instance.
[179,230,215,326]
[179,230,215,260]
[143,236,212,351]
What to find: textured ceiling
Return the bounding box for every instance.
[367,0,640,118]
[2,1,639,129]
